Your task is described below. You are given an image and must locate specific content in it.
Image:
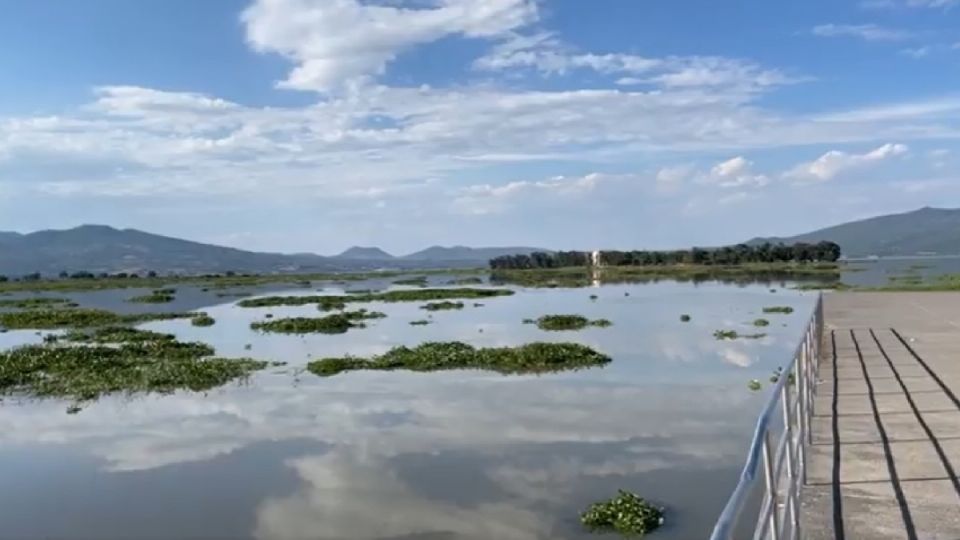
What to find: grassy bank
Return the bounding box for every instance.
[307,341,611,377]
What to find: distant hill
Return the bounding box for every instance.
[335,246,395,260]
[0,225,547,276]
[747,207,960,258]
[0,232,23,245]
[404,245,547,261]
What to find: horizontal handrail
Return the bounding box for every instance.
[709,293,823,540]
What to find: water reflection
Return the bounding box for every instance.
[0,281,815,539]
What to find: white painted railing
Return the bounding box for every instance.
[709,293,823,540]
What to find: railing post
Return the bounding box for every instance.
[781,374,801,540]
[762,430,780,540]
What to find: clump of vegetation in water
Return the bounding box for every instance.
[191,314,216,327]
[421,301,464,311]
[0,334,266,404]
[393,276,428,286]
[714,329,766,340]
[522,318,536,324]
[53,326,176,344]
[449,277,483,285]
[215,291,252,298]
[307,341,611,377]
[680,314,691,322]
[318,298,347,311]
[769,366,796,385]
[580,490,664,536]
[753,318,770,327]
[125,312,198,324]
[748,379,763,392]
[409,320,432,326]
[762,306,794,314]
[473,303,484,307]
[535,314,613,331]
[128,289,176,303]
[0,308,207,330]
[589,294,598,300]
[239,288,513,308]
[251,309,386,334]
[0,297,75,309]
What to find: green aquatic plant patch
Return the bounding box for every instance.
[753,318,770,327]
[0,336,265,403]
[762,306,794,314]
[53,326,176,344]
[580,490,664,536]
[680,314,691,322]
[307,341,611,377]
[128,292,175,304]
[0,308,199,329]
[0,297,76,309]
[191,314,216,327]
[238,288,514,308]
[449,277,483,285]
[409,320,432,326]
[535,314,613,331]
[393,276,428,286]
[421,301,464,311]
[714,329,766,340]
[251,309,385,334]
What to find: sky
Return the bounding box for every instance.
[0,0,959,255]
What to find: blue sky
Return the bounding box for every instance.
[1,0,959,254]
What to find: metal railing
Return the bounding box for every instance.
[709,293,824,540]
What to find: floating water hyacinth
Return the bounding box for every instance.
[581,490,664,536]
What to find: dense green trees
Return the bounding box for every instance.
[489,241,842,270]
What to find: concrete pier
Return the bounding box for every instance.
[802,293,960,539]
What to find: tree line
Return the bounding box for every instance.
[0,270,251,283]
[489,241,842,270]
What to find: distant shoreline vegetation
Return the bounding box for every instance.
[489,241,842,270]
[492,263,842,288]
[0,268,485,293]
[238,288,513,308]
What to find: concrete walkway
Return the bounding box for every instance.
[802,293,960,539]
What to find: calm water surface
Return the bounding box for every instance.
[842,256,960,287]
[0,280,817,540]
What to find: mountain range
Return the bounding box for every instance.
[747,207,960,258]
[0,225,545,276]
[2,207,958,276]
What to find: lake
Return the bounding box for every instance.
[0,278,817,540]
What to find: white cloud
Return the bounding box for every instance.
[785,143,909,182]
[452,172,610,215]
[474,33,797,93]
[242,0,538,92]
[655,165,695,191]
[862,0,959,8]
[816,96,960,123]
[707,156,770,188]
[900,46,933,58]
[811,23,912,41]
